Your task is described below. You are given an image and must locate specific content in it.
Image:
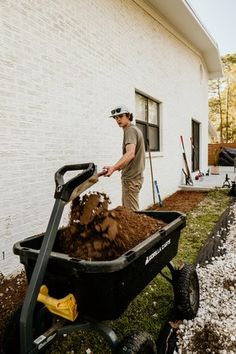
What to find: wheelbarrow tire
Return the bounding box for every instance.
[173,263,199,320]
[118,331,157,354]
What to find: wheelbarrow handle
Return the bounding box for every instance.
[54,163,96,202]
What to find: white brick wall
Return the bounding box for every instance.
[0,0,209,275]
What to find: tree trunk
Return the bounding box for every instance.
[217,80,223,142]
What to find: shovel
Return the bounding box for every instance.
[154,180,163,207]
[68,169,107,201]
[147,139,156,204]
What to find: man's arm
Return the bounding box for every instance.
[103,144,136,177]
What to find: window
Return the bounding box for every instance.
[135,92,160,151]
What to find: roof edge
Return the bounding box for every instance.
[138,0,223,78]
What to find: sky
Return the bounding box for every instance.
[188,0,236,56]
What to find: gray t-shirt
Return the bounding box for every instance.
[121,125,145,180]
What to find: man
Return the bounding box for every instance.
[103,105,145,211]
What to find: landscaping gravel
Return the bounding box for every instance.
[176,201,236,354]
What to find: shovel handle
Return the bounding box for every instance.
[54,163,96,201]
[97,169,108,177]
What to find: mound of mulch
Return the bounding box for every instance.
[149,191,208,213]
[57,192,166,261]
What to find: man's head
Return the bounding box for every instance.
[110,105,133,122]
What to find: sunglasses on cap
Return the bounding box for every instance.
[111,108,122,115]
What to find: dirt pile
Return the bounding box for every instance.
[57,192,166,261]
[149,191,208,213]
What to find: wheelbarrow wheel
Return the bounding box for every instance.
[3,303,53,354]
[118,331,157,354]
[173,263,199,320]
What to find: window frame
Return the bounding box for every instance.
[135,92,160,152]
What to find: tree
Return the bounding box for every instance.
[208,54,236,143]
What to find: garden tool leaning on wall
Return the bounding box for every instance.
[180,135,193,186]
[147,139,156,204]
[147,140,163,206]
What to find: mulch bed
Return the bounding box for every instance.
[0,272,27,354]
[149,191,208,213]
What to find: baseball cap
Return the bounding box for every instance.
[109,105,130,118]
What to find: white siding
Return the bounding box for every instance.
[0,0,209,275]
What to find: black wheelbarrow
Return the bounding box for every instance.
[3,163,200,354]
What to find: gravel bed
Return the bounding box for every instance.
[176,201,236,354]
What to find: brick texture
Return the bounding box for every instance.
[0,0,209,274]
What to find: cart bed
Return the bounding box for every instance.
[14,210,185,321]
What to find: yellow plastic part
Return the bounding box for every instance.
[37,285,78,321]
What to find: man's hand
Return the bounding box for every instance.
[103,144,136,178]
[98,169,108,177]
[103,166,115,177]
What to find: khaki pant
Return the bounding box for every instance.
[122,177,144,211]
